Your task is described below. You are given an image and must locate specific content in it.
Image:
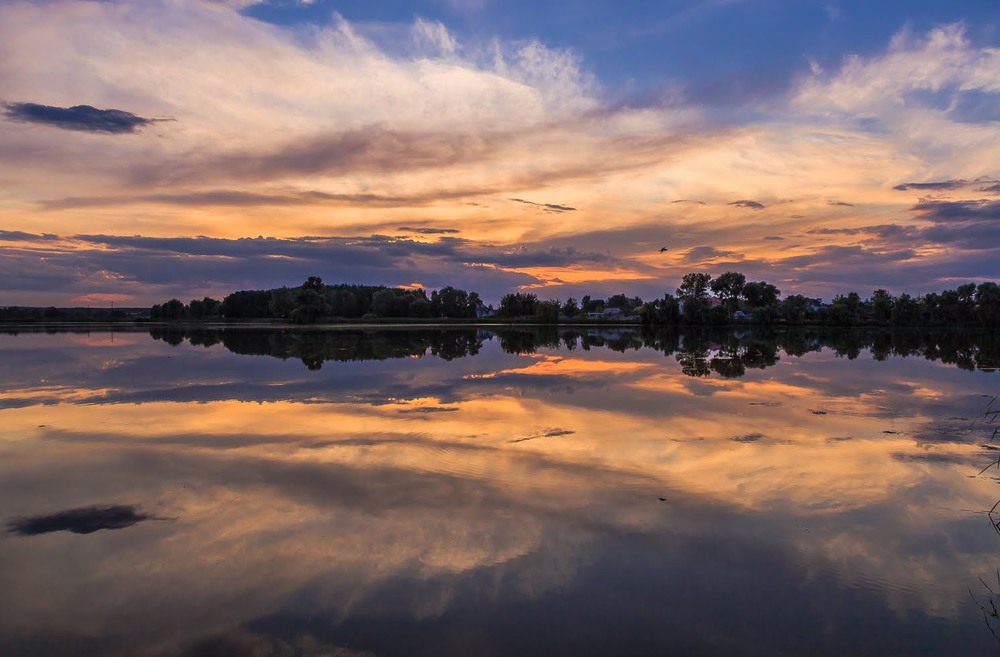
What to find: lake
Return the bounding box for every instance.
[2,325,1000,656]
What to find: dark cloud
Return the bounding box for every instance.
[911,199,1000,222]
[509,428,576,444]
[766,235,1000,298]
[0,232,619,304]
[397,226,460,235]
[911,199,1000,250]
[891,452,976,466]
[682,245,742,262]
[892,180,967,191]
[2,102,157,134]
[806,224,920,241]
[0,230,58,241]
[728,200,765,210]
[892,176,999,194]
[807,227,865,236]
[828,201,854,207]
[7,505,153,536]
[780,245,918,269]
[70,233,482,266]
[510,198,577,213]
[870,224,922,240]
[730,433,765,443]
[763,236,784,241]
[41,189,481,211]
[129,126,508,185]
[486,246,611,268]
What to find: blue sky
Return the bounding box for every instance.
[245,0,1000,102]
[0,0,998,305]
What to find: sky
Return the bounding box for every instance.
[1,0,999,307]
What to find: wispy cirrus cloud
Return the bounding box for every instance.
[397,226,461,235]
[510,198,577,213]
[40,188,497,210]
[793,25,1000,181]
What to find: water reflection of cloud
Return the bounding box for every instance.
[7,505,154,536]
[3,329,1000,654]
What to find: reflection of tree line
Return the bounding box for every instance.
[148,325,1000,373]
[148,326,483,370]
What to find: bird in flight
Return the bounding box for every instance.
[658,246,669,253]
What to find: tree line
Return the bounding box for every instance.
[146,272,1000,328]
[150,277,482,322]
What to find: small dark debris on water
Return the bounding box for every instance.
[510,429,576,444]
[397,406,460,414]
[658,497,668,502]
[7,505,155,536]
[882,430,902,435]
[810,410,828,415]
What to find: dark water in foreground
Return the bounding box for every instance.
[2,325,1000,656]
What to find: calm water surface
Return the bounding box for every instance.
[2,326,1000,656]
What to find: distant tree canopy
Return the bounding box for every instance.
[149,279,483,324]
[142,273,1000,329]
[151,296,221,321]
[498,292,537,318]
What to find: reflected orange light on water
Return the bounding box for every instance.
[2,332,999,647]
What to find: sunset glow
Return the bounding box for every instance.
[2,0,998,306]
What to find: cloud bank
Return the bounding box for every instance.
[0,3,997,305]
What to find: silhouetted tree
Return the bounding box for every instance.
[498,292,537,318]
[869,289,893,325]
[161,298,185,320]
[743,281,780,310]
[977,282,1000,327]
[677,272,712,323]
[711,271,746,318]
[781,294,811,325]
